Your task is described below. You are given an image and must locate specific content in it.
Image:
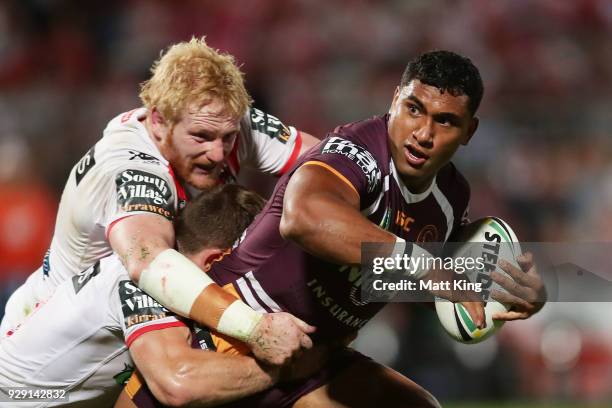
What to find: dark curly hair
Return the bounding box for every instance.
[401,50,484,116]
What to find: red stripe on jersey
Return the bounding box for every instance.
[121,109,138,123]
[277,130,302,176]
[105,214,136,240]
[125,320,187,347]
[227,135,240,176]
[167,165,188,202]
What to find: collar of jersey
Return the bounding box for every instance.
[389,159,436,204]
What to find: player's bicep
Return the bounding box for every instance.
[285,163,361,212]
[108,213,175,280]
[281,164,361,240]
[128,325,192,407]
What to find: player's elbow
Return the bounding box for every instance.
[153,359,220,407]
[279,202,312,241]
[151,372,195,407]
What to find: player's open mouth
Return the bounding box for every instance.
[404,144,428,168]
[194,164,216,175]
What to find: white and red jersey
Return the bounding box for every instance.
[0,255,184,407]
[0,107,302,334]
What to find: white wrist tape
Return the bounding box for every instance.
[139,248,214,317]
[217,300,263,342]
[394,236,434,280]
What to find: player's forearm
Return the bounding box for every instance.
[164,351,277,407]
[281,192,395,265]
[110,215,263,343]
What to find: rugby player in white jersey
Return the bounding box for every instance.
[0,37,320,365]
[0,184,326,407]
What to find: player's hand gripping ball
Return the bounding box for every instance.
[436,217,522,343]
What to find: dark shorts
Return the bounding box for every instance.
[223,347,370,408]
[130,347,370,408]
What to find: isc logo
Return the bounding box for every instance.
[395,210,415,232]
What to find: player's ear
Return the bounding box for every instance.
[462,116,479,146]
[150,108,168,142]
[202,248,227,271]
[390,86,401,112]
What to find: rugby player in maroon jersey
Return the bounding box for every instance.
[122,51,546,408]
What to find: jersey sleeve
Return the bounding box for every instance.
[236,107,302,176]
[301,135,383,205]
[117,280,187,347]
[101,161,178,234]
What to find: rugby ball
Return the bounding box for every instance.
[435,217,521,344]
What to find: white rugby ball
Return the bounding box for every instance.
[435,217,521,344]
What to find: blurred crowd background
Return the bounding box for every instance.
[1,0,611,405]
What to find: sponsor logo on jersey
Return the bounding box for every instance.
[395,210,415,233]
[75,146,96,185]
[72,261,100,294]
[306,277,370,329]
[250,107,291,143]
[339,264,372,307]
[192,325,217,351]
[128,150,160,164]
[119,280,172,329]
[416,224,439,243]
[116,169,174,220]
[321,137,382,193]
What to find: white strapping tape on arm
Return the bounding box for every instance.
[139,248,263,341]
[393,236,434,280]
[139,248,214,317]
[217,300,263,342]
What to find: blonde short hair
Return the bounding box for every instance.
[139,37,252,123]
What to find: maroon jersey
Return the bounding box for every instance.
[209,114,470,341]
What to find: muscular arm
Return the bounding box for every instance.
[109,214,233,332]
[280,164,395,266]
[109,213,313,366]
[129,326,277,407]
[280,164,485,326]
[108,213,174,283]
[108,214,235,331]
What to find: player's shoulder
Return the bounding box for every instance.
[71,108,173,190]
[332,114,389,151]
[241,106,293,144]
[320,115,389,162]
[98,108,167,168]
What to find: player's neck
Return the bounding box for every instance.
[400,174,434,195]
